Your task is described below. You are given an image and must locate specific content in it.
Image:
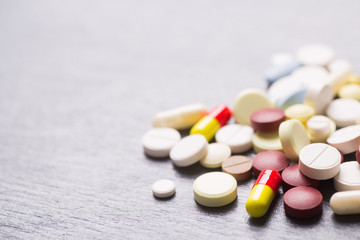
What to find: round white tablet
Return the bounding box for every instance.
[215,124,254,153]
[299,143,341,180]
[200,143,231,168]
[296,44,335,67]
[170,134,208,167]
[270,52,295,66]
[334,161,360,191]
[307,115,331,136]
[327,125,360,154]
[152,179,176,198]
[304,81,332,115]
[267,76,303,107]
[142,128,181,158]
[326,98,360,127]
[234,89,272,125]
[193,172,237,207]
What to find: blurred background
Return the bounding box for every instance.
[0,1,359,239]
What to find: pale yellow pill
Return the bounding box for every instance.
[285,104,315,123]
[193,172,237,207]
[234,89,273,125]
[252,131,283,153]
[346,73,360,84]
[200,143,231,169]
[279,119,310,161]
[338,84,360,101]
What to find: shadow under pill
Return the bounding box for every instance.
[285,212,322,226]
[153,193,176,201]
[144,152,171,162]
[195,198,238,215]
[248,193,280,227]
[173,162,209,179]
[332,213,360,224]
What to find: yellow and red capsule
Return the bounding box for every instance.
[246,169,281,218]
[190,104,232,141]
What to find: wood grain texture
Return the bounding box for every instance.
[0,0,360,239]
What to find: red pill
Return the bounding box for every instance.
[283,186,323,219]
[250,108,285,132]
[252,150,290,177]
[356,145,360,165]
[281,164,320,192]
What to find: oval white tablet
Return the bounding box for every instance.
[304,82,332,115]
[326,98,360,127]
[327,125,360,154]
[330,190,360,215]
[170,134,208,167]
[193,172,237,207]
[334,161,360,191]
[299,143,341,180]
[215,124,254,153]
[152,103,207,130]
[296,44,335,67]
[152,179,176,198]
[200,143,231,169]
[142,128,181,158]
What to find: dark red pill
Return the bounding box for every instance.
[356,145,360,165]
[252,150,290,177]
[283,186,323,219]
[250,108,285,132]
[281,164,320,192]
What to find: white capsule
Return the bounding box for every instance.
[330,190,360,215]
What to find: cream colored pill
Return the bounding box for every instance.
[296,44,335,67]
[279,119,310,161]
[200,143,231,169]
[285,104,315,123]
[193,172,237,207]
[170,134,208,167]
[252,131,282,153]
[152,103,207,130]
[234,89,273,125]
[327,125,360,154]
[330,190,360,215]
[326,98,360,127]
[142,128,181,158]
[338,84,360,100]
[152,179,176,198]
[215,124,254,153]
[299,143,341,180]
[334,161,360,191]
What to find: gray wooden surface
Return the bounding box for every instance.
[0,0,360,239]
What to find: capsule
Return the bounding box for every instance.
[246,169,281,218]
[330,190,360,215]
[190,104,232,141]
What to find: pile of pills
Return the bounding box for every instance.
[144,44,360,219]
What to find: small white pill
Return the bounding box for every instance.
[326,98,360,127]
[296,44,335,67]
[307,115,331,136]
[215,124,254,153]
[299,143,341,180]
[334,161,360,192]
[142,128,181,158]
[170,134,208,167]
[327,125,360,154]
[152,179,176,198]
[330,190,360,215]
[200,143,231,168]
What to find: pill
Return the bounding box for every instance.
[299,143,341,180]
[296,44,335,67]
[190,104,231,141]
[306,115,332,137]
[215,124,254,153]
[334,161,360,191]
[252,131,283,153]
[250,108,285,132]
[357,114,360,125]
[142,128,181,158]
[279,119,310,161]
[285,104,315,123]
[193,172,237,207]
[265,60,301,85]
[267,76,304,108]
[234,89,273,125]
[270,52,295,67]
[170,134,208,167]
[338,83,360,100]
[327,125,360,154]
[252,151,289,177]
[346,73,360,84]
[200,143,231,169]
[277,88,307,110]
[152,103,207,130]
[357,145,360,164]
[304,82,333,115]
[330,190,360,215]
[152,179,176,198]
[283,186,323,219]
[246,169,281,218]
[222,155,252,181]
[291,66,329,87]
[326,59,352,96]
[281,164,319,192]
[326,98,360,127]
